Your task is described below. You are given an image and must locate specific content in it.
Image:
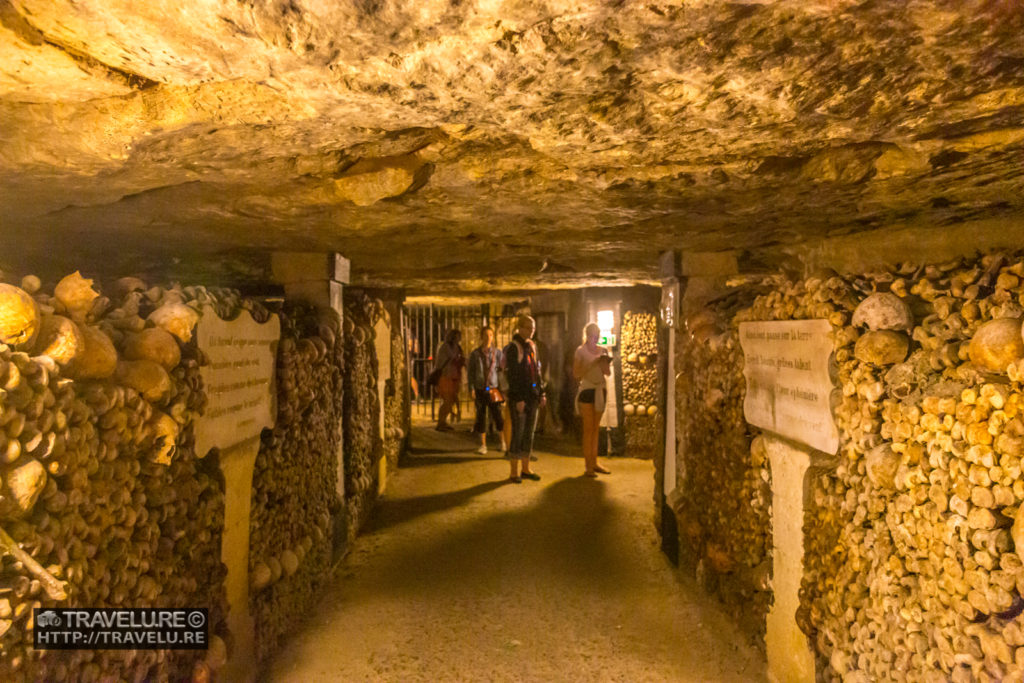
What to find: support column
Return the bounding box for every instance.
[219,437,261,683]
[658,251,682,499]
[763,434,831,683]
[373,316,390,496]
[674,250,738,498]
[271,252,350,557]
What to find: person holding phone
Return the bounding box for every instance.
[574,322,612,477]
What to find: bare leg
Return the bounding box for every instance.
[592,408,610,474]
[581,403,597,473]
[437,398,451,429]
[520,456,533,475]
[501,405,512,450]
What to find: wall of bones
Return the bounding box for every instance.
[620,310,662,458]
[249,302,343,662]
[0,267,399,680]
[672,288,773,644]
[671,250,1024,681]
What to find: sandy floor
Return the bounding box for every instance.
[264,425,767,682]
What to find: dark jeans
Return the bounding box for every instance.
[473,389,505,434]
[508,399,539,459]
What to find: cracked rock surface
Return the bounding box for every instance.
[2,1,1023,292]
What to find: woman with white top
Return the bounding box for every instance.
[573,322,612,477]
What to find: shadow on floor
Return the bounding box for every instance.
[365,480,508,533]
[402,454,501,468]
[346,474,627,603]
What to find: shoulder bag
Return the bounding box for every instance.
[486,349,505,404]
[428,347,452,386]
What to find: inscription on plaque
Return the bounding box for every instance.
[739,320,838,455]
[194,307,280,456]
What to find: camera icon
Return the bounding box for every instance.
[36,610,61,628]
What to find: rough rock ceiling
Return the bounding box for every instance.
[2,0,1023,294]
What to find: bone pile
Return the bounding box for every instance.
[383,302,407,469]
[621,311,660,456]
[249,302,342,661]
[676,291,773,644]
[342,292,385,540]
[0,272,236,681]
[735,254,1024,681]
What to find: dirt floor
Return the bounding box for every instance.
[264,424,768,682]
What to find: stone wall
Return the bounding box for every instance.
[0,267,392,680]
[672,287,773,645]
[620,310,661,458]
[342,290,385,540]
[676,250,1024,680]
[383,299,409,470]
[0,272,236,681]
[750,255,1024,681]
[249,303,342,662]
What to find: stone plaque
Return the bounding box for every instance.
[739,320,838,455]
[194,307,280,456]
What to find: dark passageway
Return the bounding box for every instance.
[265,425,764,682]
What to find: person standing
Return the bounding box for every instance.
[433,329,464,431]
[468,326,507,455]
[504,315,545,482]
[574,322,612,477]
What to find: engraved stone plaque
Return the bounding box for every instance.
[739,320,838,455]
[194,307,280,456]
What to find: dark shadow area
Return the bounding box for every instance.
[407,429,482,454]
[401,454,501,467]
[364,480,508,533]
[345,475,627,601]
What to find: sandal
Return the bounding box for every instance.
[521,471,541,481]
[594,465,611,475]
[509,475,522,484]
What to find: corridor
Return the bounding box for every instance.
[265,427,767,682]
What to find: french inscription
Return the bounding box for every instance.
[739,320,838,454]
[194,307,280,456]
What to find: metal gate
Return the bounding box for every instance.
[405,304,520,423]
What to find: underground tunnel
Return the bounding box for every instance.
[2,0,1024,681]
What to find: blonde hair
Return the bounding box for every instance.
[583,322,601,343]
[516,314,535,330]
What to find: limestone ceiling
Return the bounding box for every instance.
[1,0,1023,293]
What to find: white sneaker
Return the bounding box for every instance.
[477,445,488,455]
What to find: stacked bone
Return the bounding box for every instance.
[249,303,341,661]
[383,303,407,468]
[0,272,232,681]
[740,254,1024,681]
[621,311,660,457]
[343,292,384,540]
[676,291,772,643]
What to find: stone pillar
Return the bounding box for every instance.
[373,316,390,496]
[219,437,261,683]
[270,252,350,556]
[193,306,279,683]
[658,251,681,499]
[763,434,833,683]
[674,250,738,497]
